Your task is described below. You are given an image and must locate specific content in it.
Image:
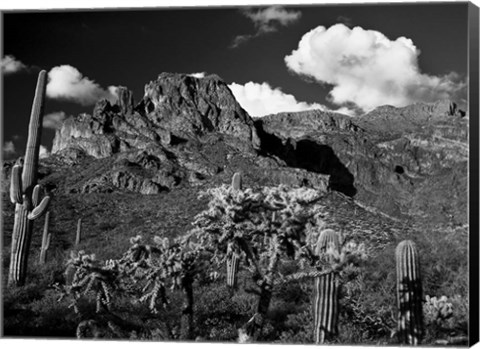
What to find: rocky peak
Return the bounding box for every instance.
[52,72,260,159]
[115,86,134,115]
[142,72,260,148]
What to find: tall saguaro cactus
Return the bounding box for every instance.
[226,241,240,288]
[76,218,82,246]
[313,229,340,344]
[231,172,242,190]
[226,172,242,289]
[8,70,51,286]
[396,240,423,345]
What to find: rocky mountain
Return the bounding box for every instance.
[255,100,468,224]
[31,73,329,196]
[2,73,468,227]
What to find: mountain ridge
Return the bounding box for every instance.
[3,72,468,226]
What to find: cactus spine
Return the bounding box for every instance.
[8,70,51,286]
[39,211,51,265]
[396,240,423,345]
[313,229,340,344]
[76,218,82,245]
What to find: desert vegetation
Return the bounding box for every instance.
[2,172,469,345]
[2,71,469,346]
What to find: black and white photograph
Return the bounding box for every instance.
[1,0,479,346]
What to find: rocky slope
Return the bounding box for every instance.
[3,73,468,227]
[255,100,468,224]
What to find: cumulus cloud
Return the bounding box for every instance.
[188,72,206,79]
[285,24,467,112]
[46,65,118,106]
[228,81,326,117]
[43,111,68,129]
[232,6,301,48]
[39,145,50,159]
[1,55,27,74]
[3,141,16,155]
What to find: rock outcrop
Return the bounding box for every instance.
[52,73,260,159]
[142,73,260,150]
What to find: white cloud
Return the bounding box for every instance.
[3,141,16,155]
[245,6,302,30]
[232,6,301,48]
[188,72,206,79]
[229,81,326,117]
[43,111,68,129]
[1,55,27,74]
[46,65,118,106]
[39,145,50,159]
[285,23,467,112]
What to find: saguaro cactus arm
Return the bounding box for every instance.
[10,165,23,204]
[39,211,51,265]
[27,195,51,220]
[32,184,42,207]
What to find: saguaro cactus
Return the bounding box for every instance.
[396,240,423,345]
[226,242,240,288]
[8,70,51,286]
[313,229,340,344]
[76,218,82,246]
[39,211,51,265]
[226,173,242,288]
[231,172,242,190]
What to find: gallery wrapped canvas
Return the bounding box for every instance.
[1,1,478,347]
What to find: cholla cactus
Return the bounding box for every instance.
[192,183,324,341]
[396,240,423,345]
[313,229,341,344]
[8,70,51,286]
[424,295,453,325]
[63,251,119,313]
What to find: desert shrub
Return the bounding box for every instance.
[194,284,254,341]
[278,310,315,343]
[423,294,469,344]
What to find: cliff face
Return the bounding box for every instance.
[142,73,260,149]
[255,101,467,224]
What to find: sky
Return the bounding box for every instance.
[1,1,470,160]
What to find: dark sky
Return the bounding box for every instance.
[1,2,469,159]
